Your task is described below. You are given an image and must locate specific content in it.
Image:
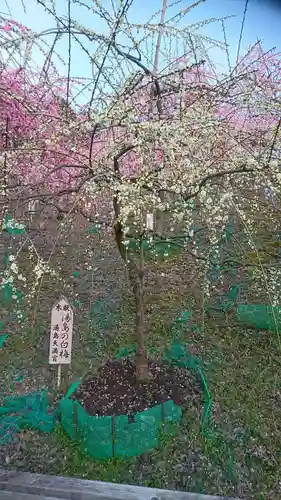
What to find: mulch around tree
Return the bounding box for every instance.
[73,358,202,417]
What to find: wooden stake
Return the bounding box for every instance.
[111,415,115,458]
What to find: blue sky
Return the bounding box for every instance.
[1,0,281,91]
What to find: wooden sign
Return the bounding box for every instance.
[49,296,73,366]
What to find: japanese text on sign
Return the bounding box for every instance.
[49,296,73,364]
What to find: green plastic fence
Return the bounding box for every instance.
[0,310,211,456]
[127,224,210,261]
[164,341,212,435]
[236,304,281,330]
[60,397,181,459]
[0,334,7,349]
[59,341,212,459]
[206,284,242,313]
[0,391,57,446]
[2,215,25,235]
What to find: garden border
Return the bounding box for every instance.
[58,341,212,459]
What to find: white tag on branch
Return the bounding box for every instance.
[146,213,154,231]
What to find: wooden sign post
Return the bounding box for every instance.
[49,296,73,390]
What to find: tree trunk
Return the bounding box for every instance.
[134,241,148,379]
[114,221,149,380]
[133,273,148,379]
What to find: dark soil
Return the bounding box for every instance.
[73,358,201,416]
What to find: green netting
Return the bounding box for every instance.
[1,215,25,235]
[88,299,113,329]
[206,284,242,313]
[64,379,82,399]
[236,304,281,330]
[60,393,182,460]
[86,224,99,234]
[203,222,250,314]
[59,340,212,459]
[0,282,13,306]
[164,340,212,434]
[224,222,234,242]
[0,416,20,445]
[175,310,192,324]
[71,299,83,309]
[115,400,181,458]
[0,391,58,446]
[206,224,236,285]
[0,334,8,349]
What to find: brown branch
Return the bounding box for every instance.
[184,164,254,201]
[112,44,162,115]
[9,174,93,203]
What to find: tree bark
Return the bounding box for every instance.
[134,241,148,379]
[114,220,149,380]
